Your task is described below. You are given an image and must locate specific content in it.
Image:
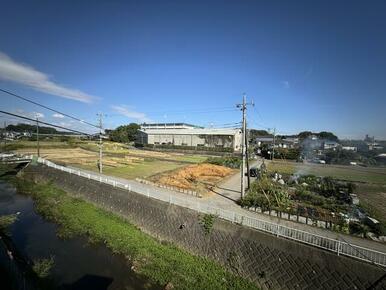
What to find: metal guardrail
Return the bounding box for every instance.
[35,157,386,267]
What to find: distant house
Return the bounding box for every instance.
[368,143,384,151]
[255,136,298,149]
[342,146,357,152]
[323,141,339,150]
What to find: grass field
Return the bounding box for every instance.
[267,160,386,184]
[3,140,76,151]
[79,159,186,179]
[8,176,258,290]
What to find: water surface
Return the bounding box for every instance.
[0,181,159,290]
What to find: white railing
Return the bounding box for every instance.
[35,157,386,267]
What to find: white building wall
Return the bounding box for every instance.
[138,128,242,152]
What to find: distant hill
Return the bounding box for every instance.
[5,123,73,135]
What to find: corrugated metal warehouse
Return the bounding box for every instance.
[137,124,242,152]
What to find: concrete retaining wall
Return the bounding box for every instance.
[23,164,386,290]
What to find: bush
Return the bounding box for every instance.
[349,221,370,236]
[200,214,215,235]
[207,157,242,168]
[33,256,54,278]
[241,176,290,210]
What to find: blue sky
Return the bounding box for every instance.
[0,0,385,139]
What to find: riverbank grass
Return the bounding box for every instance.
[12,177,258,290]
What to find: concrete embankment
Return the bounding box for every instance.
[22,164,386,290]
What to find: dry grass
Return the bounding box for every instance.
[15,147,187,180]
[151,163,234,196]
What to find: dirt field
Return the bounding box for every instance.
[150,163,235,196]
[12,141,234,193]
[15,147,186,179]
[79,141,208,163]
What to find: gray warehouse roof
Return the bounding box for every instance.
[139,128,241,135]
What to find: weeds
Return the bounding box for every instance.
[32,256,54,278]
[0,214,17,231]
[200,214,215,235]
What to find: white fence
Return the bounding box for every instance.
[34,157,386,268]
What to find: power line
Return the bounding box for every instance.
[108,108,239,119]
[139,106,237,114]
[0,88,99,129]
[0,110,93,136]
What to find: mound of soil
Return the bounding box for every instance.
[154,163,234,192]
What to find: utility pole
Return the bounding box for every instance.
[36,116,40,157]
[97,113,104,173]
[271,127,276,161]
[245,127,250,189]
[3,121,6,151]
[236,94,254,200]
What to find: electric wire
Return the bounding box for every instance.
[0,88,99,129]
[0,110,93,136]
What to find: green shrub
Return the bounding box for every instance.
[207,157,241,168]
[200,214,215,235]
[33,256,54,278]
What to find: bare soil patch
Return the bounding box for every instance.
[150,163,235,196]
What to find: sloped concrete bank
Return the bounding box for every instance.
[22,164,386,290]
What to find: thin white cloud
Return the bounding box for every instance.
[0,51,97,103]
[281,81,290,89]
[35,112,44,119]
[52,113,64,118]
[14,109,44,119]
[111,105,151,123]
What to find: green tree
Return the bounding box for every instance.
[318,131,338,141]
[298,131,313,140]
[109,123,140,143]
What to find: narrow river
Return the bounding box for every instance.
[0,180,159,290]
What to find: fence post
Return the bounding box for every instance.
[337,241,341,256]
[88,174,90,179]
[147,189,150,198]
[277,225,280,237]
[169,195,172,204]
[129,184,131,192]
[99,176,102,183]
